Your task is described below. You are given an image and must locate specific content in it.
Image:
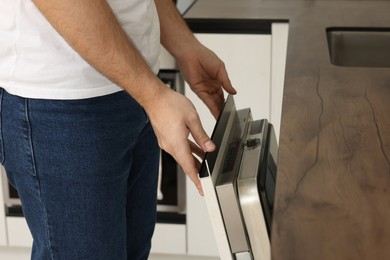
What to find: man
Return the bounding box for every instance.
[0,0,236,259]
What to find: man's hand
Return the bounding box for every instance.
[176,44,237,119]
[155,0,236,194]
[143,88,215,196]
[155,0,236,119]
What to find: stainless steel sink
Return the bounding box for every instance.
[326,27,390,68]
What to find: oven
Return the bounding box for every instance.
[1,173,21,217]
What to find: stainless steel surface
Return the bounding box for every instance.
[326,27,390,68]
[237,120,271,260]
[208,95,238,184]
[215,109,252,254]
[200,95,239,260]
[200,95,275,260]
[215,109,251,186]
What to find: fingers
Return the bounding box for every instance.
[186,113,215,153]
[148,91,211,197]
[173,140,205,196]
[176,114,214,197]
[196,86,224,119]
[172,139,204,196]
[217,61,237,95]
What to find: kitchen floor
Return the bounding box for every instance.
[0,247,219,260]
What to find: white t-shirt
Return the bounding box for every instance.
[0,0,161,99]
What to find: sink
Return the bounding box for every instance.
[326,27,390,68]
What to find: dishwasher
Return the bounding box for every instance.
[200,94,278,260]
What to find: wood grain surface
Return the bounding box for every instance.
[185,1,390,259]
[273,3,390,259]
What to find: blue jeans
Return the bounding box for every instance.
[0,88,160,260]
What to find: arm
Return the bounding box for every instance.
[32,0,212,194]
[154,0,237,118]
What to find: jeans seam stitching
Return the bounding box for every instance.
[25,98,56,260]
[24,99,37,177]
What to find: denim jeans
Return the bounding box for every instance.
[0,88,160,260]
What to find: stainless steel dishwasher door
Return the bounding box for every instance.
[199,95,277,260]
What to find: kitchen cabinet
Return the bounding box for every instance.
[270,23,289,140]
[185,33,271,136]
[185,23,288,257]
[0,166,8,246]
[6,217,32,247]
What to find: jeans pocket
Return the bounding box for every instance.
[0,87,4,164]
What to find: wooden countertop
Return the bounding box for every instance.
[185,1,390,259]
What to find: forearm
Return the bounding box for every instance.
[32,0,166,110]
[154,0,199,60]
[154,0,236,119]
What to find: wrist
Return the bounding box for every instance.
[136,78,172,115]
[164,33,200,61]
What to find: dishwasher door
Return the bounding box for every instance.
[199,95,277,260]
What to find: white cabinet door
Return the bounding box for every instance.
[185,33,271,257]
[6,217,33,247]
[185,33,272,137]
[270,23,289,142]
[0,166,9,246]
[151,223,186,254]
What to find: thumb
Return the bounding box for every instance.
[188,117,215,153]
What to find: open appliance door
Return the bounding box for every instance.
[199,95,277,260]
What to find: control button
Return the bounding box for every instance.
[246,138,261,149]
